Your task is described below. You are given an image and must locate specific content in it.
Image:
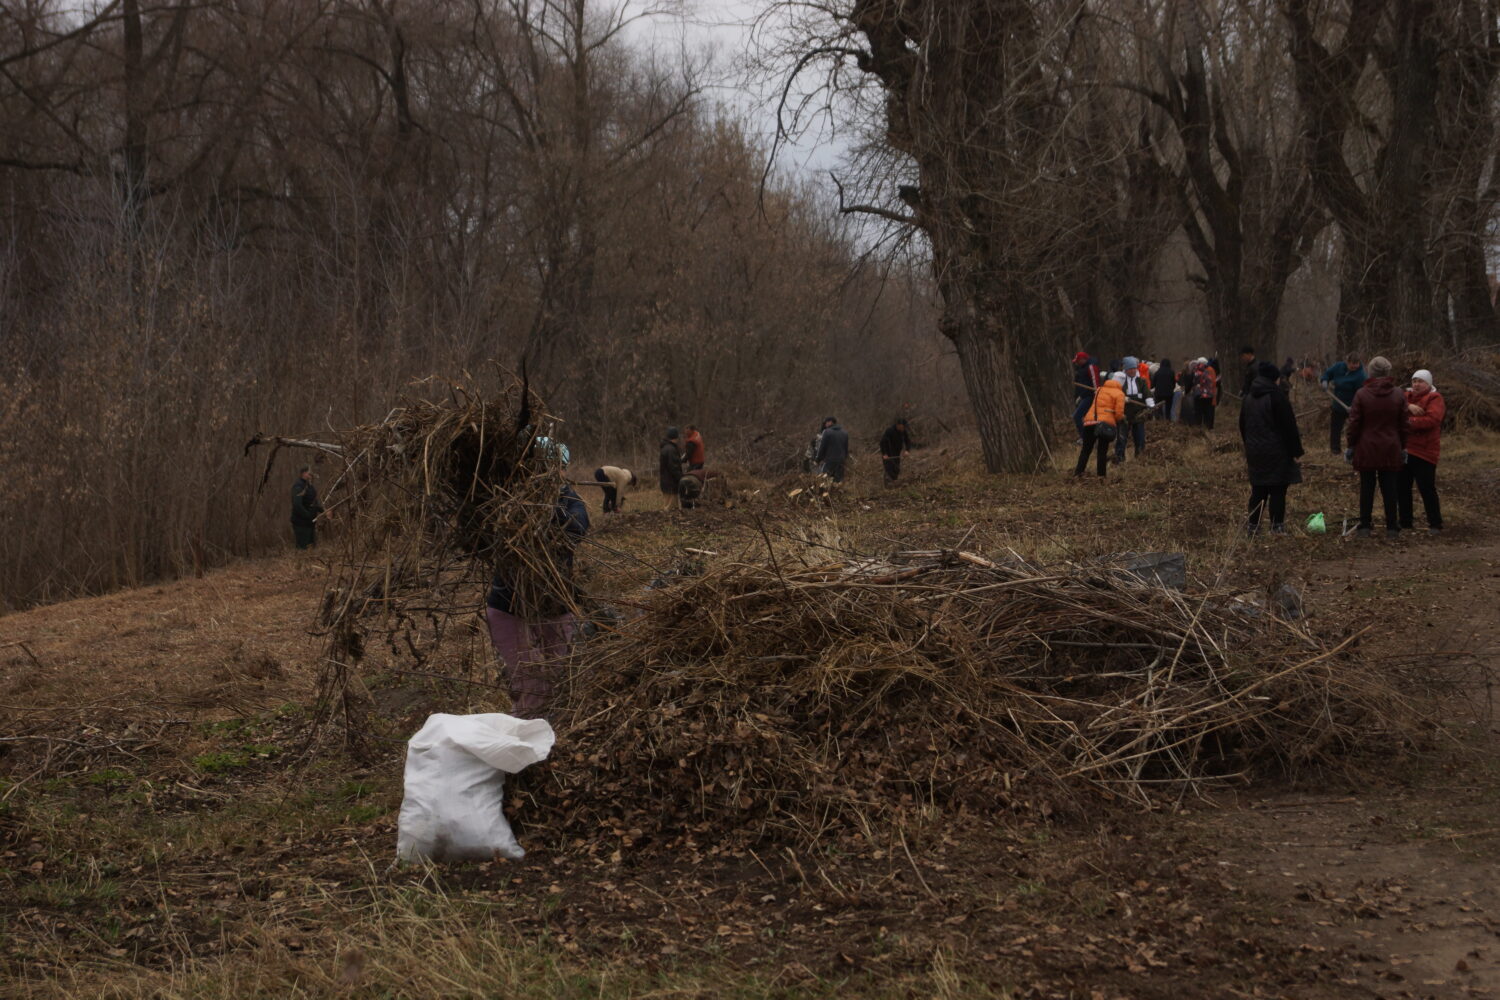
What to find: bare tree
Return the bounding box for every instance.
[1130,0,1324,365]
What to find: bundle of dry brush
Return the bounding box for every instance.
[248,370,582,723]
[513,550,1418,850]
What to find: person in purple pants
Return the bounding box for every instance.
[485,455,589,719]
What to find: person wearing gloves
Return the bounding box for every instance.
[1115,357,1153,462]
[1345,356,1410,538]
[486,443,589,719]
[1400,369,1445,535]
[1239,361,1304,535]
[1075,372,1126,477]
[1321,354,1366,455]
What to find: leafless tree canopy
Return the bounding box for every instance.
[3,0,1498,602]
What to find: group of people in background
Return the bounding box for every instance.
[1073,344,1446,538]
[1071,353,1179,476]
[806,416,913,486]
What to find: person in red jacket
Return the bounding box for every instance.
[1345,356,1411,538]
[1400,369,1444,535]
[683,426,706,471]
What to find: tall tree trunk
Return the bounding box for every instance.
[945,309,1038,474]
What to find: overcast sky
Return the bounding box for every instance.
[621,0,850,175]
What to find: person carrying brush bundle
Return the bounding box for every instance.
[486,441,589,719]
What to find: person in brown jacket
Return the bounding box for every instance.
[1074,372,1127,477]
[1345,356,1411,538]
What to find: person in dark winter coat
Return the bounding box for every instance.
[291,467,322,549]
[659,427,684,508]
[1071,351,1101,439]
[1321,355,1365,455]
[1239,346,1257,396]
[879,418,911,484]
[486,470,589,719]
[1238,361,1304,534]
[1151,359,1176,421]
[815,417,850,482]
[1345,356,1410,538]
[1400,369,1444,534]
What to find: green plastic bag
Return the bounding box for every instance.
[1305,512,1326,534]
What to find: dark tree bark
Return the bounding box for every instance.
[1138,30,1323,367]
[1284,0,1443,353]
[837,0,1109,473]
[1429,0,1500,350]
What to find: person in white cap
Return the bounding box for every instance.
[1401,369,1445,535]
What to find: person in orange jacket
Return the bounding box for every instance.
[1074,372,1127,477]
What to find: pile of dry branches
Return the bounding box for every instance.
[249,371,581,720]
[517,550,1414,849]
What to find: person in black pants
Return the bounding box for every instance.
[291,466,322,548]
[1239,362,1303,534]
[879,418,911,485]
[1073,375,1125,477]
[1345,356,1409,538]
[1321,355,1365,454]
[1399,369,1445,534]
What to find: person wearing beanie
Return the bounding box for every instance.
[1321,353,1366,454]
[1189,356,1218,430]
[1400,369,1445,534]
[659,427,685,508]
[1345,355,1410,538]
[1071,350,1101,441]
[1239,360,1304,535]
[1115,360,1154,462]
[814,416,851,482]
[1074,372,1126,477]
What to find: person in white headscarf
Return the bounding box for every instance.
[1400,369,1445,535]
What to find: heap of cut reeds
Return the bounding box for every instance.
[516,549,1414,849]
[252,371,582,721]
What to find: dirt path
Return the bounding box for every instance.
[1203,539,1500,999]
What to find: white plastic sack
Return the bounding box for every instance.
[396,713,555,863]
